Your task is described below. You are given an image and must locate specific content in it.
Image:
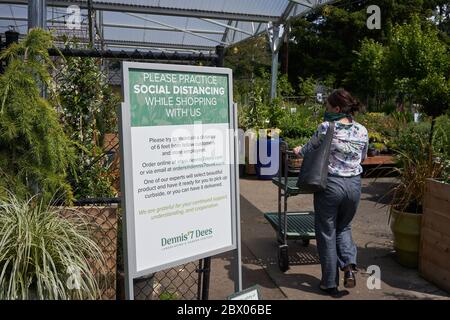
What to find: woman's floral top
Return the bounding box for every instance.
[300,121,369,177]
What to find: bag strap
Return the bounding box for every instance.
[328,121,335,135]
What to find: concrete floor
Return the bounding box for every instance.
[208,177,450,300]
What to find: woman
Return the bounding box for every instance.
[294,89,368,298]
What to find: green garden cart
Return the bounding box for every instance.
[264,140,316,272]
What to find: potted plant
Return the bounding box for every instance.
[281,136,308,174]
[0,191,105,299]
[237,72,291,179]
[388,122,447,268]
[278,105,320,175]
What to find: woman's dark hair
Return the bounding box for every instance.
[327,89,365,115]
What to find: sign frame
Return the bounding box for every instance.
[119,61,241,299]
[227,285,261,300]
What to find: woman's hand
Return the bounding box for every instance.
[293,146,302,157]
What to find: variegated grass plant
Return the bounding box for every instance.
[0,191,105,299]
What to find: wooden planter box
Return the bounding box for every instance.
[419,179,450,292]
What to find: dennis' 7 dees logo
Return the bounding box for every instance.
[161,228,213,247]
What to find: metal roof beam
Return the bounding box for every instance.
[47,47,217,60]
[0,16,26,21]
[231,21,239,43]
[221,20,233,43]
[255,22,263,34]
[3,33,215,52]
[103,39,214,52]
[126,13,229,46]
[102,22,224,35]
[0,0,279,23]
[200,18,253,36]
[280,2,296,22]
[288,0,314,9]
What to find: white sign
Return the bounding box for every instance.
[120,62,239,286]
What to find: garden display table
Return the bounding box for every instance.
[361,155,396,177]
[362,155,395,166]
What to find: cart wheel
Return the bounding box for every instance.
[277,244,290,272]
[302,239,310,247]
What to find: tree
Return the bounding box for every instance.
[298,77,316,98]
[0,29,74,202]
[386,16,450,117]
[347,38,387,109]
[225,36,272,106]
[288,0,448,91]
[225,35,271,80]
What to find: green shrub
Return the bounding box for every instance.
[236,69,294,130]
[0,29,74,202]
[277,104,322,149]
[55,39,119,199]
[282,136,310,149]
[355,112,399,151]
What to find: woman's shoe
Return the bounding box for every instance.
[344,270,356,288]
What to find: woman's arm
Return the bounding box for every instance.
[361,128,369,161]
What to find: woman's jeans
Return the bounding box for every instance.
[314,174,361,288]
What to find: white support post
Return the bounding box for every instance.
[267,22,285,100]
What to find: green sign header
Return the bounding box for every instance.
[129,68,229,127]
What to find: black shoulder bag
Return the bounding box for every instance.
[296,122,335,193]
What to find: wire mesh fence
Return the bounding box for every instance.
[68,198,211,300]
[64,199,120,300]
[132,259,209,300]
